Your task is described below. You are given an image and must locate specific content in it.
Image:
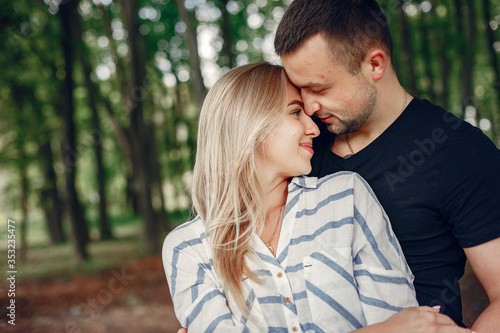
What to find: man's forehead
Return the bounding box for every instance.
[284,67,329,89]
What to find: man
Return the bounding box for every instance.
[275,0,500,332]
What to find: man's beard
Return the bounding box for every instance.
[327,80,377,135]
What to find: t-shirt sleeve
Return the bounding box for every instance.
[438,125,500,248]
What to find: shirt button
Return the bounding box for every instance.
[284,297,290,303]
[292,327,298,332]
[277,272,283,278]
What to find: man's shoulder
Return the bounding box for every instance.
[408,98,498,152]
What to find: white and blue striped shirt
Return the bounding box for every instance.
[163,172,417,332]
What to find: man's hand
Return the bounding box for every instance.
[382,306,475,333]
[176,306,475,333]
[353,306,475,333]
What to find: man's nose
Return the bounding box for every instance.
[301,91,320,116]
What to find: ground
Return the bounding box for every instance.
[0,254,489,332]
[0,255,179,333]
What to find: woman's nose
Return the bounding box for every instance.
[305,116,320,138]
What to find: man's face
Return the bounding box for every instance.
[281,34,377,135]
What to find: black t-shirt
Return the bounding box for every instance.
[309,97,500,326]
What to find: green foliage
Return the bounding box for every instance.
[0,0,498,256]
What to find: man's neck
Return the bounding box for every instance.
[332,85,413,157]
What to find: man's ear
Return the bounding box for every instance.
[364,48,387,81]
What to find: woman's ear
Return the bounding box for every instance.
[364,48,387,81]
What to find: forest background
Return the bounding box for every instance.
[0,0,498,331]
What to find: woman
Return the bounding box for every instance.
[162,63,418,332]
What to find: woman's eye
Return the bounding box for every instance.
[292,109,301,116]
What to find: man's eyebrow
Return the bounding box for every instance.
[288,100,304,107]
[299,83,327,89]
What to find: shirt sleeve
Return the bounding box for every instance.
[438,127,500,248]
[162,228,254,332]
[350,173,418,325]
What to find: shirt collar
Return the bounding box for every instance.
[290,176,318,189]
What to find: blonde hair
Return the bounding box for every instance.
[191,63,288,314]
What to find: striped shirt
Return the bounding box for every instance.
[162,172,417,332]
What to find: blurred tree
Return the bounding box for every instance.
[39,139,66,244]
[10,84,31,261]
[482,0,500,140]
[218,0,236,68]
[460,0,477,119]
[75,9,113,241]
[174,0,205,108]
[397,0,419,95]
[59,0,90,260]
[0,0,499,257]
[417,2,437,102]
[436,0,454,110]
[119,0,166,253]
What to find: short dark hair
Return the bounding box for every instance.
[274,0,393,73]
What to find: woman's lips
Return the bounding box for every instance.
[299,142,314,154]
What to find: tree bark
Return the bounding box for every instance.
[59,0,89,261]
[481,0,499,142]
[419,11,436,102]
[174,0,205,108]
[75,13,113,240]
[146,122,169,231]
[122,0,161,253]
[100,6,141,215]
[39,141,65,243]
[454,0,476,119]
[397,1,418,95]
[463,0,476,120]
[218,0,235,68]
[19,148,29,261]
[436,0,453,110]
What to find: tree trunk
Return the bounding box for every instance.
[59,0,89,261]
[454,0,476,119]
[397,1,418,95]
[19,163,28,261]
[481,0,499,142]
[100,3,142,217]
[218,0,235,68]
[437,0,453,110]
[39,141,65,243]
[174,0,205,108]
[9,84,32,260]
[146,122,169,231]
[18,142,29,261]
[75,15,113,240]
[419,11,436,102]
[122,0,161,253]
[463,0,476,120]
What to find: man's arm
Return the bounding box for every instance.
[465,237,500,332]
[177,306,474,333]
[354,306,473,333]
